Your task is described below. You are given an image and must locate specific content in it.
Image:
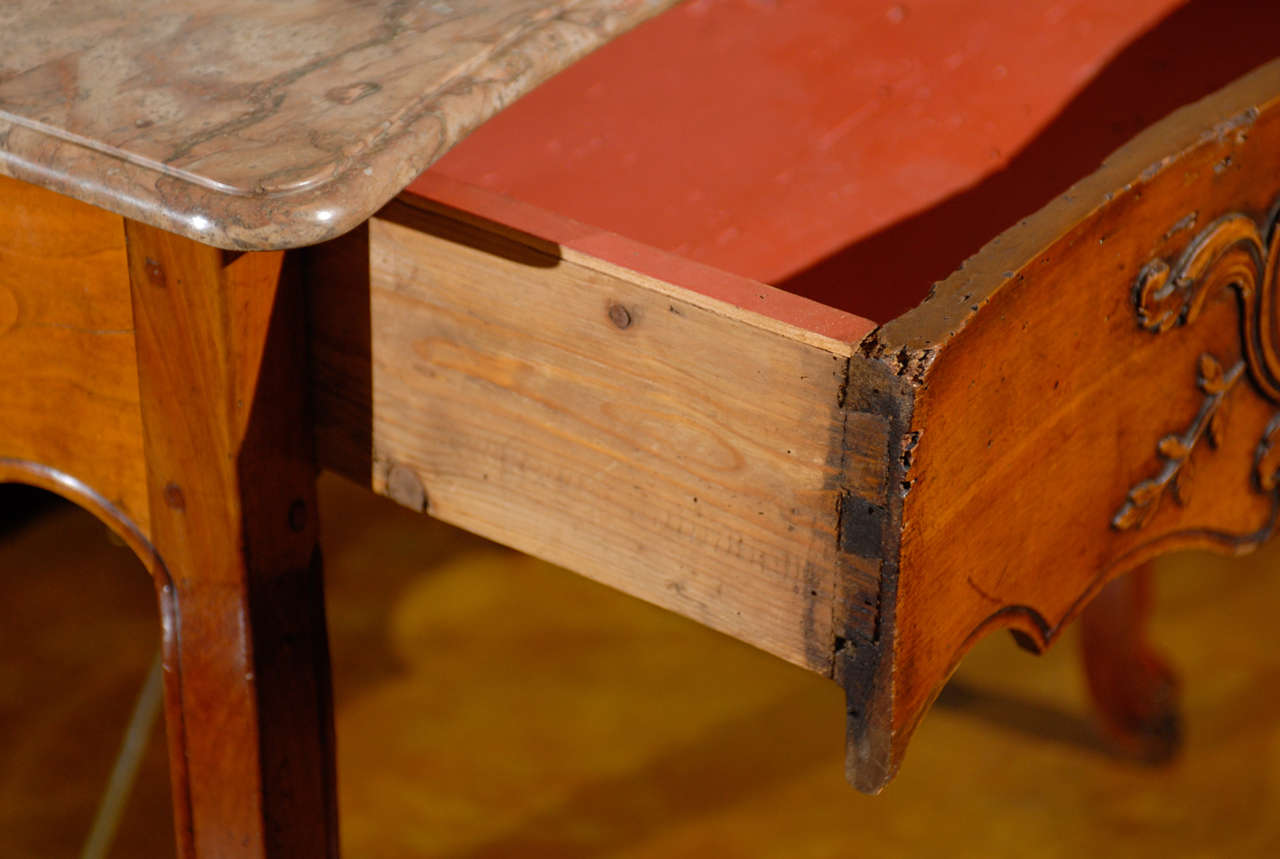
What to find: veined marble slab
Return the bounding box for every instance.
[0,0,675,248]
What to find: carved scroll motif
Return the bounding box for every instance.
[1113,203,1280,531]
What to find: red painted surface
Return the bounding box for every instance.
[428,0,1280,323]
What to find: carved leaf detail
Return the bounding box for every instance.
[1208,407,1227,449]
[1157,434,1190,460]
[1173,457,1193,506]
[1134,259,1178,333]
[1113,356,1242,531]
[1116,203,1280,533]
[1114,349,1247,528]
[1259,455,1280,491]
[1112,499,1149,531]
[1199,353,1227,393]
[1112,508,1133,530]
[1256,419,1280,491]
[1128,479,1162,507]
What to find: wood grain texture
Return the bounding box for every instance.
[309,198,882,674]
[126,223,335,858]
[0,0,677,250]
[844,58,1280,791]
[405,172,877,345]
[0,175,148,534]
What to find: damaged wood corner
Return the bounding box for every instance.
[829,347,920,793]
[857,325,941,387]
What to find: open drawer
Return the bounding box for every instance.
[306,0,1280,790]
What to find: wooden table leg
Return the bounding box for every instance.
[125,222,338,858]
[1079,564,1181,763]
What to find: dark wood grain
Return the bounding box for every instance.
[126,222,336,858]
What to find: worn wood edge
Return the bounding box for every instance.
[871,57,1280,357]
[845,58,1280,791]
[398,174,874,353]
[0,457,159,573]
[832,357,914,793]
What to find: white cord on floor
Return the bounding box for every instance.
[81,647,164,859]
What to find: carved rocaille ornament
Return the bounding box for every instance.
[1114,202,1280,532]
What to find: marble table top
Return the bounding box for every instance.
[0,0,674,249]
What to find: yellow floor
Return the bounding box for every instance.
[3,473,1279,857]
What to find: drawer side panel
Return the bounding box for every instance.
[310,201,874,673]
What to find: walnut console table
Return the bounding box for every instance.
[4,1,1280,855]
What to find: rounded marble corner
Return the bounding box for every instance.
[0,0,683,252]
[0,135,395,251]
[148,170,400,252]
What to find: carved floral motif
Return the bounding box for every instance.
[1114,203,1280,530]
[1112,354,1242,529]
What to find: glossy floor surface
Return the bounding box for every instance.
[3,474,1279,857]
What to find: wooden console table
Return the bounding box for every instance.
[4,1,1280,855]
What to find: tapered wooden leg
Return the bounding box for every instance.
[1079,564,1180,763]
[126,222,338,858]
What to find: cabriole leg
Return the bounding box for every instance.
[1079,564,1181,763]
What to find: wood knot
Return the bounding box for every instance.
[607,303,632,329]
[144,257,166,289]
[386,463,427,513]
[162,482,185,511]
